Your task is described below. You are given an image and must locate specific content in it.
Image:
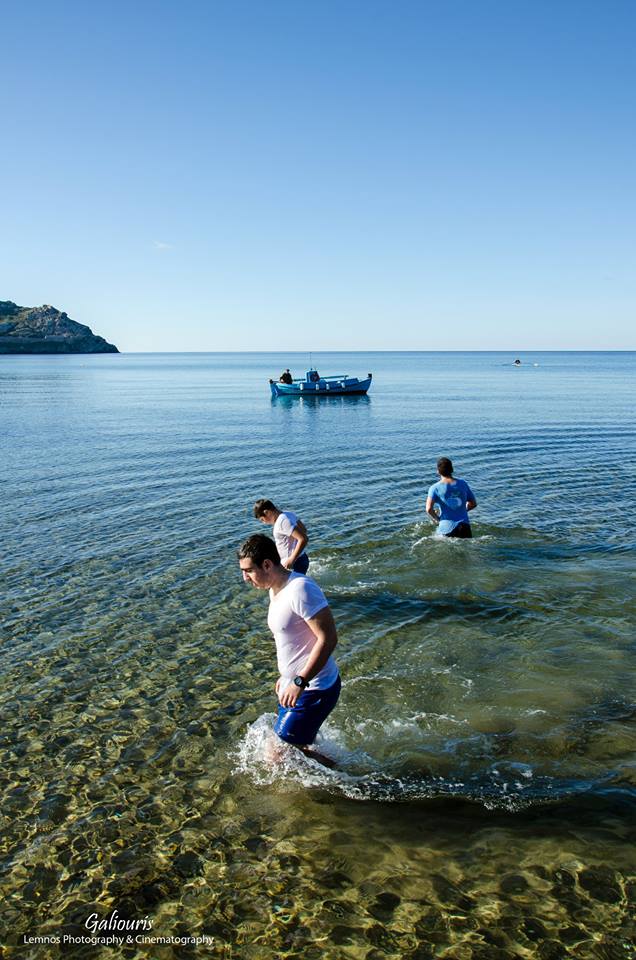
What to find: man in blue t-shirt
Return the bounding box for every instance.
[426,457,477,538]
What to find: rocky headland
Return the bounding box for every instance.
[0,302,119,354]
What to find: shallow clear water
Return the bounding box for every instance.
[1,351,635,958]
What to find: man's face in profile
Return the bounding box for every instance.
[239,557,272,589]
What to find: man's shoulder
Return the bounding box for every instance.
[276,510,297,530]
[428,480,442,496]
[289,573,327,603]
[290,572,323,592]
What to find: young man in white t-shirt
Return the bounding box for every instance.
[238,533,340,765]
[253,499,310,574]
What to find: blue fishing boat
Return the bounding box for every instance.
[270,368,372,398]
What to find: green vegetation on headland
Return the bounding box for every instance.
[0,301,118,354]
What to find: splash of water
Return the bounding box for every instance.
[231,714,630,812]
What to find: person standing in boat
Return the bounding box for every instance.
[253,499,310,573]
[426,457,477,539]
[279,369,293,384]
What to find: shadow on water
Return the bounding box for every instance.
[331,590,535,625]
[313,776,636,862]
[318,775,636,820]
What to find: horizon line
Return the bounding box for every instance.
[114,348,636,354]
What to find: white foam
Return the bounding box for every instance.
[351,711,468,738]
[231,714,380,794]
[325,579,389,594]
[352,716,421,737]
[231,713,338,790]
[342,673,393,687]
[410,534,438,549]
[230,716,538,811]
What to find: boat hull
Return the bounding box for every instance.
[270,376,372,398]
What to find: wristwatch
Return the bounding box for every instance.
[293,675,308,689]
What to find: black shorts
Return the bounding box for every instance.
[292,553,310,574]
[445,522,472,539]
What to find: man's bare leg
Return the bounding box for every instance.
[298,745,337,769]
[264,732,337,770]
[264,733,286,765]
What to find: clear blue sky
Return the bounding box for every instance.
[2,0,634,350]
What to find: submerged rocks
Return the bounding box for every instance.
[499,873,530,895]
[38,793,71,825]
[578,866,623,903]
[368,891,401,920]
[0,301,118,353]
[172,851,204,878]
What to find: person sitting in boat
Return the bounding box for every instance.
[279,369,293,384]
[309,370,320,382]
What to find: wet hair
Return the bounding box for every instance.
[253,498,277,518]
[237,534,281,567]
[437,457,454,478]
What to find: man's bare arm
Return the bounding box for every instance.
[425,496,439,525]
[278,607,337,706]
[283,519,309,568]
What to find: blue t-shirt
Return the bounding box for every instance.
[427,478,475,535]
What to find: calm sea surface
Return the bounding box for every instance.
[1,351,635,958]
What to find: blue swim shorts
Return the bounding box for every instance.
[274,675,341,746]
[292,553,310,574]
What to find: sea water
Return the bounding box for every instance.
[1,351,635,957]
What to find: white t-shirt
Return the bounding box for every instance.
[273,510,304,563]
[267,573,339,690]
